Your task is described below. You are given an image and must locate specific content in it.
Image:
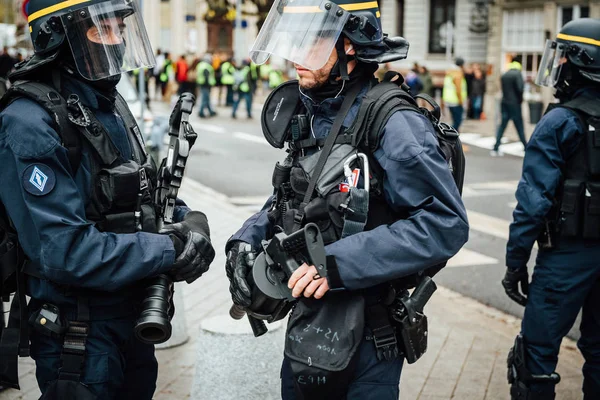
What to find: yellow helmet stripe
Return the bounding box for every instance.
[283,1,379,14]
[557,33,600,47]
[28,0,90,23]
[339,1,379,11]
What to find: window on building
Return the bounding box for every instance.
[502,9,544,81]
[558,5,590,31]
[396,0,404,37]
[428,0,455,54]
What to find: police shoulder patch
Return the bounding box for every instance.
[22,164,56,196]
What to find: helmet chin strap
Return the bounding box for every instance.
[328,38,354,84]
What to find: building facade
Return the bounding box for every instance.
[143,0,258,61]
[485,0,600,102]
[380,0,492,86]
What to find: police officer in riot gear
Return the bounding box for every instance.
[0,0,214,398]
[225,0,468,398]
[503,18,600,400]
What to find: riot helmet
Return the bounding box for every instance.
[249,0,409,72]
[25,0,155,81]
[535,18,600,90]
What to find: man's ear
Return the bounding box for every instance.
[344,38,355,55]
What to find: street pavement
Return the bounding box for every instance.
[0,95,588,399]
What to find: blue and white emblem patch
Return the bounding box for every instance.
[29,166,48,192]
[23,164,56,196]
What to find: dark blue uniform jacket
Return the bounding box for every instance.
[506,87,600,270]
[0,76,187,308]
[229,82,469,290]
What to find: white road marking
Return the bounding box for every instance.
[461,132,525,158]
[462,180,519,198]
[446,248,498,268]
[233,132,269,145]
[229,196,270,205]
[199,124,226,134]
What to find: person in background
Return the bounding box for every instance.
[405,63,423,95]
[159,52,174,100]
[153,49,165,100]
[186,57,200,97]
[491,55,527,156]
[220,57,236,106]
[470,64,486,120]
[196,53,218,118]
[464,63,475,119]
[231,59,253,119]
[268,66,284,89]
[419,65,435,97]
[175,54,189,95]
[0,46,16,79]
[443,57,468,131]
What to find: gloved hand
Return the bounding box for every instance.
[225,241,256,307]
[502,267,529,306]
[160,211,215,283]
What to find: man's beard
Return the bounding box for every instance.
[298,69,331,90]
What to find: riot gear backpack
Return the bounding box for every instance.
[350,71,465,195]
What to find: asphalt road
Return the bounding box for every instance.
[151,98,580,339]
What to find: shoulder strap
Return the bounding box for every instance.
[351,81,418,151]
[114,92,148,164]
[292,83,363,230]
[0,81,82,173]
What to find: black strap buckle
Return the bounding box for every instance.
[438,122,459,138]
[372,325,399,361]
[293,211,305,226]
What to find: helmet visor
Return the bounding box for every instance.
[61,0,155,81]
[535,40,568,87]
[249,0,350,70]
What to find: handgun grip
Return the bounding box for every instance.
[408,276,437,314]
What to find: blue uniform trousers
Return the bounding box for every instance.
[281,333,404,400]
[522,242,600,398]
[30,313,157,400]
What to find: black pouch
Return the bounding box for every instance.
[583,181,600,239]
[284,292,365,400]
[96,160,144,212]
[586,118,600,177]
[40,380,97,400]
[559,179,585,238]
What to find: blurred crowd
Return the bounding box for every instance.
[377,59,489,132]
[0,46,26,95]
[132,49,286,120]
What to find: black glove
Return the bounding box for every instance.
[225,241,256,307]
[502,267,529,306]
[160,211,215,283]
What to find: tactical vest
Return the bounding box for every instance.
[262,76,464,286]
[0,79,159,237]
[550,95,600,240]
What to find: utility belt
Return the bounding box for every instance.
[538,179,600,249]
[285,277,436,399]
